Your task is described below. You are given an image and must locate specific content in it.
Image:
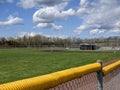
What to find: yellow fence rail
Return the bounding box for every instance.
[103,60,120,75]
[0,60,120,90]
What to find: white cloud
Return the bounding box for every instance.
[18,0,74,30]
[17,32,42,38]
[17,0,69,9]
[43,34,68,39]
[36,23,63,30]
[51,24,63,30]
[0,15,23,26]
[55,8,75,20]
[90,29,105,35]
[80,0,88,6]
[37,23,51,28]
[74,25,88,34]
[17,32,67,39]
[33,7,57,23]
[17,0,35,9]
[75,0,120,35]
[33,7,75,23]
[33,5,75,30]
[110,29,120,34]
[115,21,120,28]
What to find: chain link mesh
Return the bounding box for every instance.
[48,67,120,90]
[103,67,120,90]
[48,72,98,90]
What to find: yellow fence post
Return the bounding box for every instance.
[97,60,103,90]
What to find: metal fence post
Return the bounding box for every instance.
[97,60,103,90]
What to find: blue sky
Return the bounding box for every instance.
[0,0,120,39]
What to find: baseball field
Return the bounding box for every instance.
[0,48,120,84]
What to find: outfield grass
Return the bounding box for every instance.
[0,48,120,84]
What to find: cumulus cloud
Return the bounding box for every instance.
[17,32,42,38]
[51,24,63,30]
[115,21,120,28]
[0,15,23,26]
[36,23,51,28]
[17,32,67,39]
[44,34,68,39]
[33,7,75,23]
[18,0,74,30]
[17,0,35,9]
[90,29,105,35]
[75,0,120,35]
[17,0,69,9]
[110,29,120,34]
[74,25,88,34]
[80,0,88,6]
[33,5,75,30]
[36,23,63,30]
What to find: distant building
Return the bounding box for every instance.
[80,44,97,50]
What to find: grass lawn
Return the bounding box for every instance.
[0,48,120,84]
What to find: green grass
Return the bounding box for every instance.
[0,48,120,84]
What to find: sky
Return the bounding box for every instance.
[0,0,120,39]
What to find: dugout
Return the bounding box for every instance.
[80,44,97,50]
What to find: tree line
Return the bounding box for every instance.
[0,35,82,48]
[0,35,120,48]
